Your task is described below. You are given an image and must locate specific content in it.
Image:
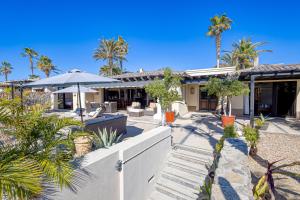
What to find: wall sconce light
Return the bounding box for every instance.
[190,87,195,95]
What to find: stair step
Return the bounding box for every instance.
[166,162,208,177]
[173,144,214,157]
[148,190,176,200]
[161,172,203,190]
[172,148,214,162]
[170,151,212,165]
[162,167,206,185]
[155,183,199,200]
[168,157,208,172]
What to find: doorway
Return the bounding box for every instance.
[199,87,217,111]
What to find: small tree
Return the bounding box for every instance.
[205,76,249,116]
[145,68,182,123]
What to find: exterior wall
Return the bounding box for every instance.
[53,126,172,200]
[296,80,300,119]
[231,95,244,116]
[184,84,199,111]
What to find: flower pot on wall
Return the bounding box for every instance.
[74,136,92,157]
[221,115,235,127]
[165,111,175,123]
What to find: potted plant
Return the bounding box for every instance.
[145,68,182,125]
[205,76,249,127]
[72,131,93,157]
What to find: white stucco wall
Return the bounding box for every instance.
[296,80,300,119]
[52,126,172,200]
[231,95,243,109]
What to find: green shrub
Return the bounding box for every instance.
[243,125,259,147]
[94,128,122,148]
[215,125,237,153]
[255,113,266,130]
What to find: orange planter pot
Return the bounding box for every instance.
[221,115,235,127]
[165,112,175,123]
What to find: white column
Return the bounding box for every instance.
[243,95,250,115]
[296,80,300,119]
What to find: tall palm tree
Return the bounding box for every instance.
[0,61,13,81]
[100,64,122,76]
[93,38,120,76]
[37,56,56,78]
[21,47,39,77]
[207,14,232,68]
[116,36,128,72]
[232,38,271,70]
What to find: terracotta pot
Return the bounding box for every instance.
[165,111,175,123]
[221,115,235,127]
[74,136,92,157]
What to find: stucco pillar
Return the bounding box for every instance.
[296,80,300,119]
[51,93,58,110]
[243,95,249,115]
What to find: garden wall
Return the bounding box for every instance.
[53,126,172,200]
[211,138,254,200]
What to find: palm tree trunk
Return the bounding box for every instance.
[119,60,123,73]
[30,57,34,76]
[216,34,221,68]
[108,58,113,76]
[5,74,8,82]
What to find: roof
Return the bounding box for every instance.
[186,66,236,77]
[87,80,153,89]
[110,70,187,81]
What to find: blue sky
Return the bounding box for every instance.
[1,0,300,81]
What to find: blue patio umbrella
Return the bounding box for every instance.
[25,69,119,122]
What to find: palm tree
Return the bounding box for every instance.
[207,14,232,68]
[100,64,122,76]
[21,47,39,77]
[116,36,128,72]
[93,38,120,76]
[232,38,271,70]
[0,61,13,81]
[37,56,56,77]
[221,52,236,67]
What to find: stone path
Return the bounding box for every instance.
[148,112,223,200]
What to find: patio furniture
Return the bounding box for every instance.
[88,104,106,118]
[104,102,118,113]
[84,114,127,135]
[127,101,141,110]
[127,108,144,117]
[144,102,157,116]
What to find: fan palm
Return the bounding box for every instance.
[0,98,82,199]
[232,38,271,70]
[100,64,122,76]
[116,36,128,72]
[0,61,13,82]
[221,52,236,67]
[93,38,120,76]
[207,14,232,68]
[21,47,39,77]
[37,55,57,77]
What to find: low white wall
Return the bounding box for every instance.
[53,126,172,200]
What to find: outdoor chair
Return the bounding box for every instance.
[88,104,106,118]
[144,102,157,116]
[104,102,118,113]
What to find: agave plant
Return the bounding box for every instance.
[243,125,259,156]
[253,159,300,200]
[95,128,122,148]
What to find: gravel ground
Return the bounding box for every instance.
[249,132,300,199]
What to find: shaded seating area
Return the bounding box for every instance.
[144,102,157,116]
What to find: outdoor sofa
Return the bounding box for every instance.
[144,102,157,116]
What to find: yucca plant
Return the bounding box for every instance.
[94,128,122,148]
[0,97,82,199]
[253,160,300,200]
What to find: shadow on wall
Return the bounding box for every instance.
[218,177,241,200]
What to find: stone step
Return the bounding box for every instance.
[167,157,208,172]
[170,151,212,165]
[173,144,214,157]
[162,166,206,185]
[166,161,208,177]
[160,171,203,190]
[172,148,214,163]
[155,182,199,200]
[148,190,176,200]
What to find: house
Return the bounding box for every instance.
[28,64,300,119]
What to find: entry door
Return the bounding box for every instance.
[199,88,217,111]
[276,82,296,117]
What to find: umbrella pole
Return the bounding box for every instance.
[77,83,83,123]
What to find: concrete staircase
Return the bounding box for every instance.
[148,144,214,200]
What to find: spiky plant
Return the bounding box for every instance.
[253,160,300,199]
[37,55,57,77]
[0,97,82,199]
[94,128,122,148]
